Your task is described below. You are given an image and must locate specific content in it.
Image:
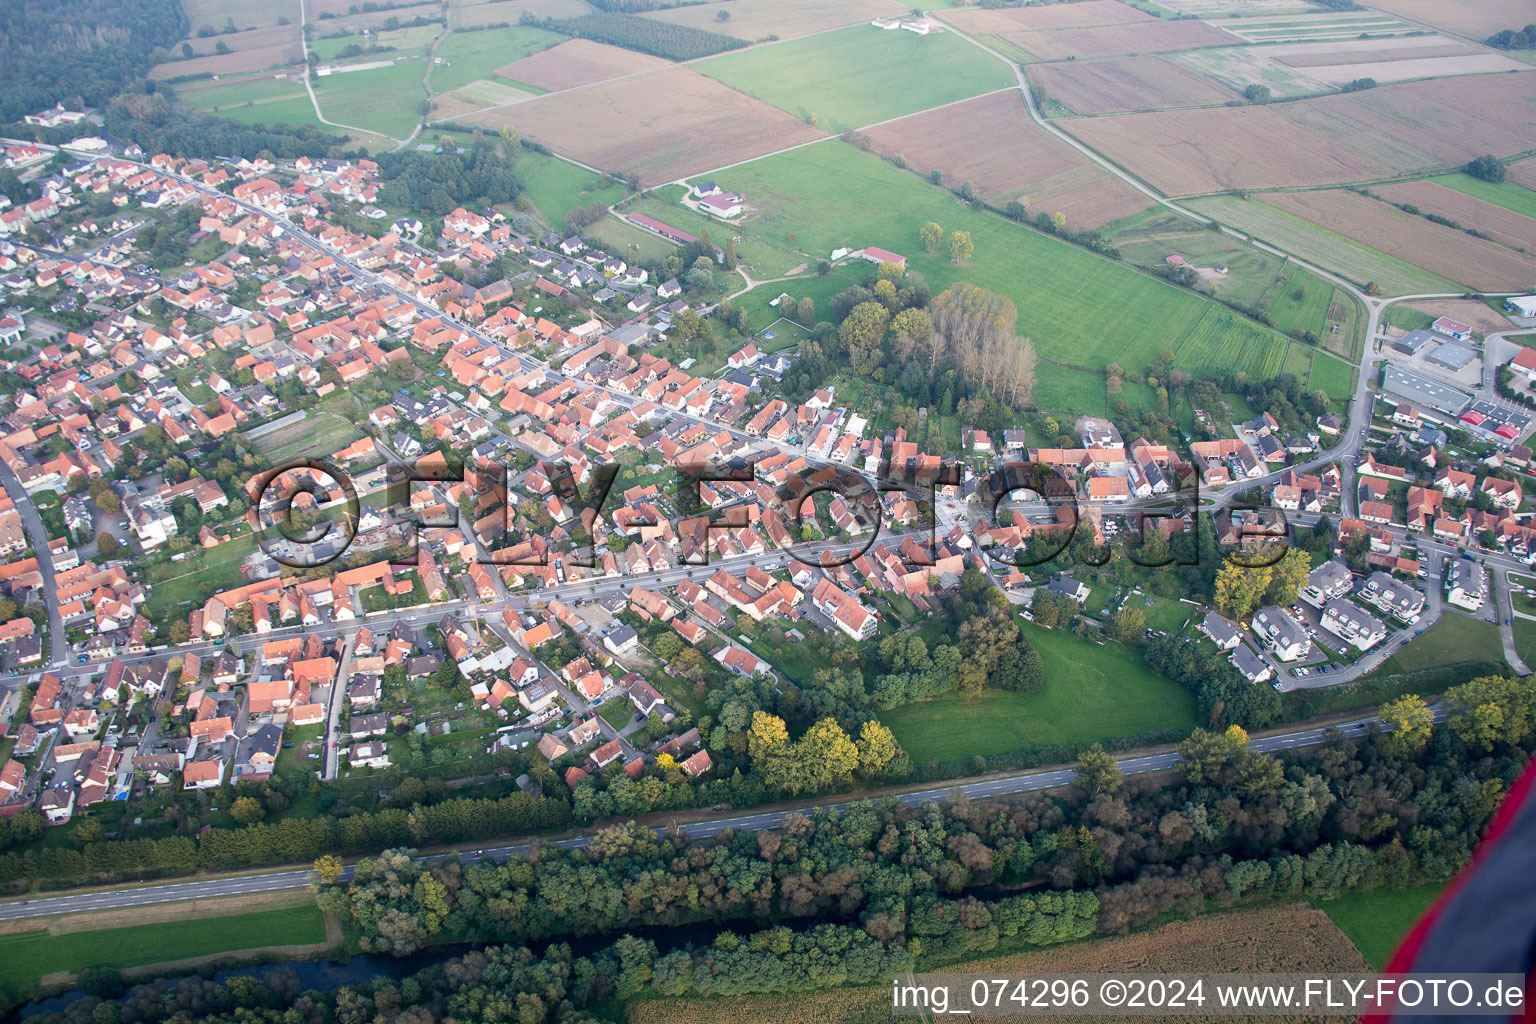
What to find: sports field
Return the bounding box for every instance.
[694,25,1015,132]
[1189,195,1462,296]
[428,25,565,94]
[881,619,1195,765]
[0,903,328,994]
[701,142,1305,388]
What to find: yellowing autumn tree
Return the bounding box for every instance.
[948,229,974,264]
[855,720,900,777]
[1380,694,1435,755]
[919,221,943,254]
[1214,561,1272,620]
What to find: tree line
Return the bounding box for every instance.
[520,10,746,61]
[47,675,1532,1022]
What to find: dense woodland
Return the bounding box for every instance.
[39,676,1535,1023]
[0,0,186,122]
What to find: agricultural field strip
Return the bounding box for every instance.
[449,17,918,122]
[672,84,1022,184]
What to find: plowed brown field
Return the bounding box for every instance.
[996,19,1242,60]
[1266,190,1536,291]
[1065,72,1536,196]
[459,67,828,185]
[1031,55,1239,114]
[864,90,1150,229]
[1374,181,1536,253]
[494,38,670,92]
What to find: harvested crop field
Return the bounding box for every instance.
[1265,189,1536,292]
[1350,0,1536,40]
[1170,46,1331,99]
[1064,72,1536,196]
[494,39,670,92]
[1191,194,1461,295]
[942,0,1153,32]
[1221,10,1415,44]
[174,23,299,59]
[626,904,1368,1024]
[457,67,827,185]
[1511,158,1536,192]
[1030,55,1239,114]
[1373,180,1536,253]
[152,43,303,79]
[430,81,540,121]
[1266,34,1487,67]
[1303,52,1530,86]
[988,19,1242,60]
[864,90,1150,228]
[641,0,905,42]
[452,0,592,26]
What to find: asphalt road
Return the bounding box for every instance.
[0,707,1411,923]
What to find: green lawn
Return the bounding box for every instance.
[1190,195,1462,297]
[1319,882,1442,969]
[623,194,806,278]
[703,142,1297,394]
[582,214,686,266]
[0,903,328,994]
[882,620,1196,766]
[730,270,865,332]
[515,152,627,230]
[1513,618,1536,672]
[202,95,330,131]
[143,531,260,619]
[1107,207,1288,312]
[1033,365,1107,417]
[429,25,565,94]
[1385,304,1434,333]
[1375,613,1503,676]
[694,26,1014,132]
[597,695,633,730]
[1261,265,1334,339]
[1430,172,1536,221]
[1310,351,1356,402]
[313,58,428,139]
[179,75,310,114]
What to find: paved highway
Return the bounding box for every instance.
[0,707,1415,922]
